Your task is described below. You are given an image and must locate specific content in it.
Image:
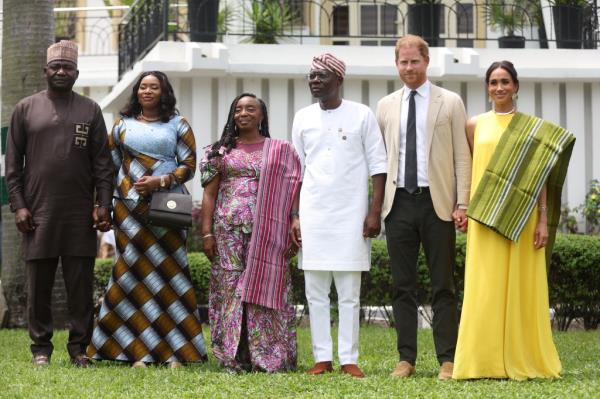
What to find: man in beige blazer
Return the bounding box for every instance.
[376,35,471,380]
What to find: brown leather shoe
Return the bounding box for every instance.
[32,354,50,366]
[438,361,454,380]
[169,361,183,369]
[306,361,333,375]
[132,361,147,368]
[390,361,415,378]
[341,364,365,378]
[70,354,90,368]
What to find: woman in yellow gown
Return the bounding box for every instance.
[453,61,562,380]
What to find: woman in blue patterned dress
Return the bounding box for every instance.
[88,71,207,368]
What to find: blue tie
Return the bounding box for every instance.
[405,90,418,193]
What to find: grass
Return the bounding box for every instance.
[0,326,598,398]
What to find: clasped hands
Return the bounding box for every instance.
[452,206,468,233]
[133,175,161,197]
[93,206,112,232]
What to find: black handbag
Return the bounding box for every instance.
[148,191,193,229]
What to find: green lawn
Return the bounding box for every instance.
[0,326,598,398]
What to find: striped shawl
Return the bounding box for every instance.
[239,139,302,310]
[467,112,575,265]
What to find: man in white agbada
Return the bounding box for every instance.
[290,53,387,378]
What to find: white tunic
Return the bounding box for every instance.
[292,100,387,271]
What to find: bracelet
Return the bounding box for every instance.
[538,205,548,212]
[202,233,214,239]
[289,210,299,218]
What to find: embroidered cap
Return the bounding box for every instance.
[47,40,78,65]
[311,53,346,79]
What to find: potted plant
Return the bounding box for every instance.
[245,0,296,44]
[216,3,235,41]
[550,0,590,49]
[485,1,535,48]
[407,0,444,47]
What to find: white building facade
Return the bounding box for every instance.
[1,1,599,229]
[99,41,600,230]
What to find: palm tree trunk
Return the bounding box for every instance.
[1,0,55,328]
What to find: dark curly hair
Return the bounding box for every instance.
[120,71,178,123]
[208,93,270,159]
[485,60,519,88]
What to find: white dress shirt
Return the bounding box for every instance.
[397,80,430,188]
[292,100,387,271]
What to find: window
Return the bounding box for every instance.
[360,4,397,36]
[381,5,397,35]
[457,3,473,35]
[333,6,349,36]
[361,5,378,35]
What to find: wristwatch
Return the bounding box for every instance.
[160,175,166,188]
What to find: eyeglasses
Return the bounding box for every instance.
[305,71,333,82]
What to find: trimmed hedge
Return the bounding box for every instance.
[550,234,600,330]
[94,233,599,330]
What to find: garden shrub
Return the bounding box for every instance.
[549,234,600,330]
[94,258,113,307]
[94,234,599,330]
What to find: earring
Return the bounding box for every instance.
[488,95,493,104]
[258,122,262,131]
[512,93,519,101]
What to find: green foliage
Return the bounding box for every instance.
[187,252,212,305]
[577,179,600,233]
[103,0,136,6]
[484,1,538,36]
[93,258,113,307]
[245,0,295,44]
[94,234,599,331]
[217,3,235,36]
[54,0,77,40]
[549,234,600,330]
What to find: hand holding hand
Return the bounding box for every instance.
[452,207,468,233]
[15,208,35,233]
[93,206,112,232]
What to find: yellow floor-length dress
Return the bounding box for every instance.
[453,111,561,380]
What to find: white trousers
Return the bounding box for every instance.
[304,270,362,365]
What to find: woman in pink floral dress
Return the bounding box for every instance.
[200,93,301,372]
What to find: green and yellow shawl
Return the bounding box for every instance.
[467,112,575,266]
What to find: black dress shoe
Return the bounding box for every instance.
[32,354,50,366]
[70,354,90,368]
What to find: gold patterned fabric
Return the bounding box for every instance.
[87,116,207,363]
